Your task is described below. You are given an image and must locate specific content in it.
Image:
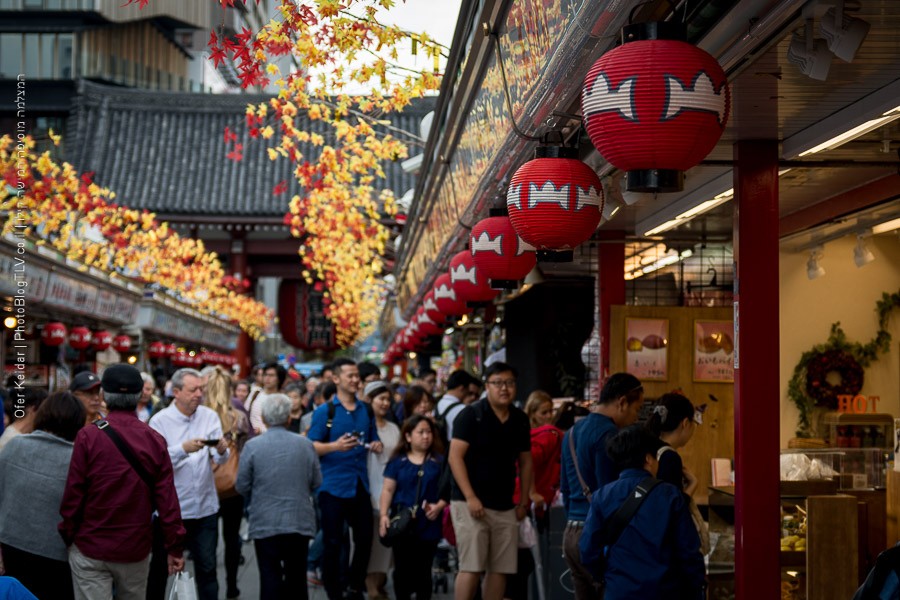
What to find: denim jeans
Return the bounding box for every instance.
[319,481,373,600]
[255,533,310,600]
[184,514,219,600]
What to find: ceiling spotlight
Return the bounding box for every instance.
[853,235,875,267]
[807,246,826,280]
[820,2,870,63]
[787,18,833,81]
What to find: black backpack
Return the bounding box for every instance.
[434,399,463,445]
[320,398,375,443]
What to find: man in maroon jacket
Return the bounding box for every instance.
[59,364,186,600]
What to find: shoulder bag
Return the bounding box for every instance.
[380,456,427,547]
[568,427,593,501]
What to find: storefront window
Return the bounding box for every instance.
[23,34,38,77]
[58,34,73,78]
[40,34,54,78]
[0,34,20,78]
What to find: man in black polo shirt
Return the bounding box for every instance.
[449,362,533,600]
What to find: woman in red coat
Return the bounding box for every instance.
[524,391,563,515]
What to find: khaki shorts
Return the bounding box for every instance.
[450,500,518,574]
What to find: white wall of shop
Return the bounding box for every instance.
[779,234,900,446]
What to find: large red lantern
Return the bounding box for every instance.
[112,335,132,353]
[164,343,177,357]
[148,341,166,359]
[581,22,729,193]
[68,326,92,351]
[172,351,189,367]
[92,330,113,351]
[449,251,497,304]
[507,147,603,261]
[414,308,444,337]
[41,322,67,346]
[432,273,467,317]
[471,216,537,288]
[422,291,444,324]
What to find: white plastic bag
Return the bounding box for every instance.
[518,516,537,549]
[168,572,198,600]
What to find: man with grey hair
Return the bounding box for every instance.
[60,363,185,600]
[137,372,157,423]
[237,393,321,600]
[150,368,228,600]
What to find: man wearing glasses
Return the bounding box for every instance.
[559,372,646,600]
[448,362,533,600]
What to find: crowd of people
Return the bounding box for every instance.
[0,357,710,600]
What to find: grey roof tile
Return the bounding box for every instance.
[64,80,435,217]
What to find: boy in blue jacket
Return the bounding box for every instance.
[579,425,706,600]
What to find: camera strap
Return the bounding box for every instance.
[95,420,157,510]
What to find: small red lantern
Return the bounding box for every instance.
[507,147,603,261]
[471,216,537,288]
[164,343,177,357]
[449,251,498,304]
[41,322,67,346]
[172,351,189,367]
[92,330,113,351]
[112,335,132,353]
[68,326,92,351]
[414,308,444,337]
[148,341,166,359]
[581,22,729,193]
[432,273,468,317]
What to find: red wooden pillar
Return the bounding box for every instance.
[597,230,625,382]
[230,233,254,379]
[733,140,780,599]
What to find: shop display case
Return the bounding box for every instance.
[821,412,894,450]
[781,448,889,490]
[708,482,858,600]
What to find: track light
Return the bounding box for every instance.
[787,18,833,81]
[821,2,869,62]
[853,235,875,267]
[807,246,826,280]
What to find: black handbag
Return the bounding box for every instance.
[380,458,426,548]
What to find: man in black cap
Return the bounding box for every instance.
[60,364,185,600]
[69,371,103,427]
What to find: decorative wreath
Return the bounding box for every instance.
[804,349,864,408]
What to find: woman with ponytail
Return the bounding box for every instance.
[647,393,709,554]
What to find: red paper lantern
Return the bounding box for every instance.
[112,335,132,353]
[507,147,603,260]
[173,351,189,367]
[41,322,67,346]
[68,326,92,351]
[471,216,537,288]
[432,273,467,317]
[421,291,444,324]
[414,308,444,337]
[148,341,166,359]
[449,251,498,304]
[164,343,177,357]
[581,22,729,193]
[92,330,113,351]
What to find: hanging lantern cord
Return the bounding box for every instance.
[484,25,542,142]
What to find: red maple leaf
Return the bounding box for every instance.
[224,127,237,144]
[209,44,227,69]
[226,144,244,161]
[272,180,288,195]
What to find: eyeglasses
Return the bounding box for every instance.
[486,380,516,389]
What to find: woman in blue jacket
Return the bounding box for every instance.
[579,425,706,600]
[378,415,447,600]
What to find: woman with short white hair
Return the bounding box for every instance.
[236,393,322,600]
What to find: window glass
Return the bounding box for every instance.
[40,34,55,78]
[46,0,62,9]
[23,34,39,77]
[59,34,73,78]
[0,35,21,79]
[24,0,43,8]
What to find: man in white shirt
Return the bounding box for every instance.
[150,368,228,600]
[248,362,286,435]
[435,370,480,441]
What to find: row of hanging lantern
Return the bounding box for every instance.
[147,340,237,367]
[41,323,132,353]
[384,21,729,364]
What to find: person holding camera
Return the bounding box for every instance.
[308,358,384,600]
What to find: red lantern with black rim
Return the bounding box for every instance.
[148,341,166,359]
[470,216,537,288]
[68,326,92,351]
[112,335,132,353]
[41,322,67,346]
[507,146,603,261]
[581,22,730,193]
[432,273,468,317]
[92,330,113,352]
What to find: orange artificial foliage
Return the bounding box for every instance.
[0,134,273,340]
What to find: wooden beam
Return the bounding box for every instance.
[779,173,900,237]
